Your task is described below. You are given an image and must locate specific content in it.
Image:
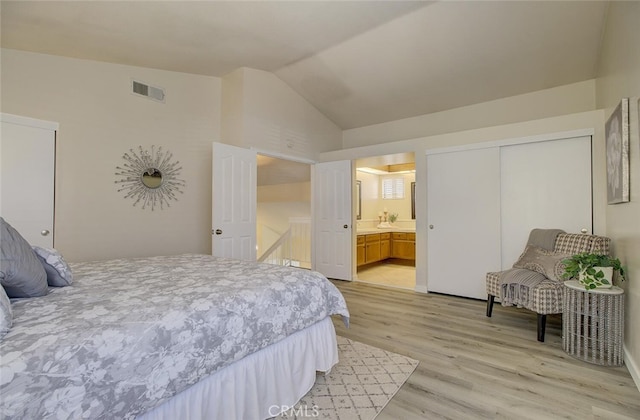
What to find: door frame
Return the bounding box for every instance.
[253,149,314,264]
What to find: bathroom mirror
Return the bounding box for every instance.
[356,180,362,220]
[411,182,416,219]
[141,168,163,189]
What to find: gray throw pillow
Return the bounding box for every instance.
[0,286,12,339]
[0,217,48,298]
[32,246,73,287]
[512,245,570,281]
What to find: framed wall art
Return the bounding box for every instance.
[605,98,630,204]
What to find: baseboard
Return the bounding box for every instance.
[414,284,428,294]
[624,344,640,393]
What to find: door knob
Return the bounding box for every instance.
[213,229,222,235]
[429,225,434,229]
[41,230,50,236]
[343,225,348,229]
[581,228,588,234]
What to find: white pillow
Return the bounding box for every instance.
[32,246,73,287]
[0,286,12,339]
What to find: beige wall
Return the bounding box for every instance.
[221,68,245,147]
[222,67,342,161]
[356,170,415,229]
[256,182,311,258]
[595,1,640,389]
[343,80,597,148]
[1,49,221,261]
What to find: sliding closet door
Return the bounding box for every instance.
[500,136,592,268]
[427,148,502,299]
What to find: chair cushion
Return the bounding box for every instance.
[512,246,571,281]
[486,271,501,297]
[487,271,563,314]
[554,233,610,255]
[529,279,564,314]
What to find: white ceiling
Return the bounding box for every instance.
[1,1,608,130]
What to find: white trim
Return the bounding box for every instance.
[624,344,640,393]
[0,113,59,131]
[414,284,429,294]
[251,147,317,165]
[425,128,594,155]
[353,278,415,292]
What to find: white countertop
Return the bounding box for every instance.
[357,228,415,235]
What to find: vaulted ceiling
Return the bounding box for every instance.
[1,1,608,130]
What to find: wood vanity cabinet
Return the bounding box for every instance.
[391,232,416,260]
[357,231,414,266]
[365,234,381,264]
[357,235,366,266]
[380,232,391,259]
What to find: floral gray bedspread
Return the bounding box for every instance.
[0,254,349,419]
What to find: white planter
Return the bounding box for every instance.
[579,266,614,289]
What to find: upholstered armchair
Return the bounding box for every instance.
[485,229,610,342]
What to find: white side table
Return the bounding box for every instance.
[562,280,624,366]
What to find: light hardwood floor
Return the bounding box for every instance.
[330,280,640,419]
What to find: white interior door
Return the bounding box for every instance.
[212,142,256,261]
[313,160,352,280]
[500,136,592,267]
[427,148,502,299]
[0,115,57,248]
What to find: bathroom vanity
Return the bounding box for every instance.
[356,229,415,267]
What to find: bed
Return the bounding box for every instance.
[0,253,349,419]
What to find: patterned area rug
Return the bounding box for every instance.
[276,336,419,420]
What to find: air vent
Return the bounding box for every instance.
[132,79,165,103]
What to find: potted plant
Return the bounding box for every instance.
[388,212,399,224]
[561,252,626,290]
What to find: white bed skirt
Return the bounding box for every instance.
[138,317,339,420]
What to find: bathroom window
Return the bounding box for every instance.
[382,177,404,199]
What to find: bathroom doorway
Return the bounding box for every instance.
[355,153,416,290]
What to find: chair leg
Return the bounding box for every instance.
[537,314,546,342]
[486,295,495,317]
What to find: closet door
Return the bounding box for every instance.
[500,136,592,267]
[0,114,57,248]
[427,148,502,299]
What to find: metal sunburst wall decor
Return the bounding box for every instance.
[115,145,186,210]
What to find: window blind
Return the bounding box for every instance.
[382,178,404,199]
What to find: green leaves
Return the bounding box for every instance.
[561,252,626,290]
